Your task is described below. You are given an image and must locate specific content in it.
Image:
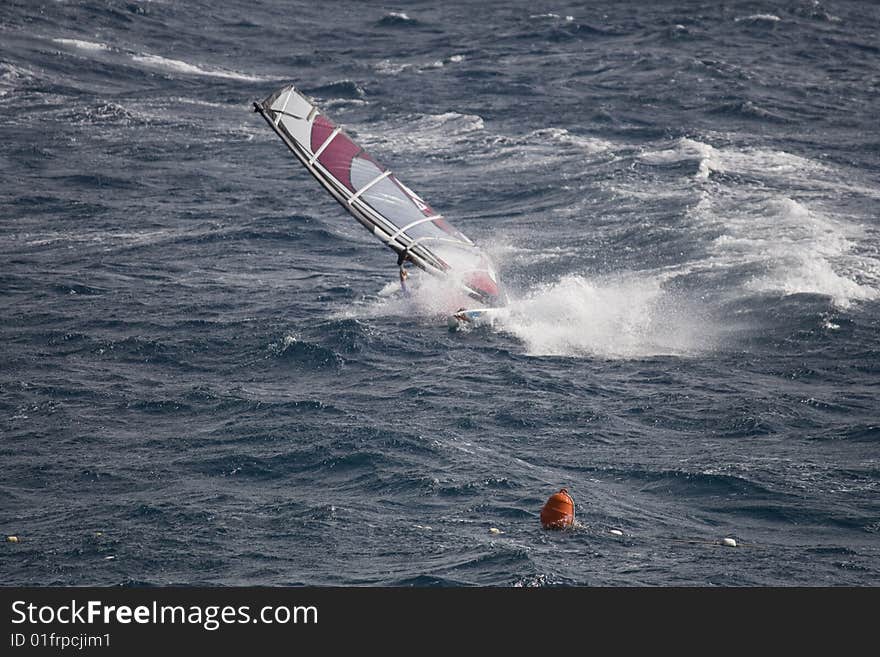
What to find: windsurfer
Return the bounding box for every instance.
[397,251,412,297]
[399,266,410,296]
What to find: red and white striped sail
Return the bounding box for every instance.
[254,84,504,307]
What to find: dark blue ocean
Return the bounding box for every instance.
[2,0,878,586]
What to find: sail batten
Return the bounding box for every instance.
[254,84,504,307]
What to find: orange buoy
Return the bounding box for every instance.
[540,488,575,530]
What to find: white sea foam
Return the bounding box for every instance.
[530,127,613,154]
[335,270,479,322]
[639,137,722,180]
[527,13,573,21]
[323,98,368,110]
[735,14,782,23]
[488,243,582,266]
[498,274,715,359]
[52,38,110,51]
[0,63,32,100]
[756,257,876,306]
[697,191,879,308]
[622,135,880,311]
[335,267,716,361]
[347,123,878,344]
[640,137,827,181]
[0,62,40,85]
[164,96,236,110]
[374,53,466,76]
[360,111,485,154]
[473,127,616,176]
[374,59,410,75]
[131,54,265,82]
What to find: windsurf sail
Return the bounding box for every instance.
[254,84,505,307]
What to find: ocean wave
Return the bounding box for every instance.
[100,335,179,366]
[51,36,266,85]
[52,38,111,51]
[56,101,138,125]
[708,99,790,123]
[305,79,366,100]
[374,53,467,76]
[734,14,782,23]
[634,468,776,497]
[697,191,879,309]
[540,20,626,42]
[374,59,410,75]
[0,62,41,97]
[313,318,377,354]
[746,256,878,308]
[268,334,344,370]
[529,13,574,22]
[526,127,613,154]
[359,111,485,155]
[376,12,419,27]
[188,449,328,480]
[131,53,265,82]
[498,273,718,359]
[639,137,827,181]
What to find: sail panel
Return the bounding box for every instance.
[310,117,362,192]
[352,164,440,240]
[269,90,313,146]
[254,84,505,306]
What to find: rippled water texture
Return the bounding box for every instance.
[1,0,878,585]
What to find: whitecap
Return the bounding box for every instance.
[359,111,485,154]
[698,192,879,309]
[734,14,782,23]
[639,137,826,181]
[131,53,265,82]
[52,38,110,51]
[374,59,411,75]
[530,127,614,154]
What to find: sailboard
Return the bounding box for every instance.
[253,84,506,322]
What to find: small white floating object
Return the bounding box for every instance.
[6,536,19,543]
[105,555,116,560]
[489,527,502,535]
[610,529,624,536]
[722,537,737,547]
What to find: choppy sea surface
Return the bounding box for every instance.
[2,0,878,586]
